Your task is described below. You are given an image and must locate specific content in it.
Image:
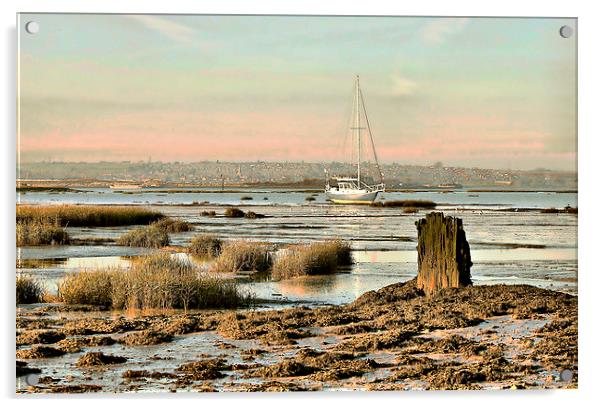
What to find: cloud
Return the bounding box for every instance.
[421,18,469,45]
[390,74,417,97]
[124,15,196,44]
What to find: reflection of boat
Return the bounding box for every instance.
[109,183,143,190]
[326,76,385,204]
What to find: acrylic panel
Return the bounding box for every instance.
[16,14,577,393]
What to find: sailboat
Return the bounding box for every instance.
[325,76,385,204]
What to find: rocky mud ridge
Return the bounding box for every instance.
[16,278,577,392]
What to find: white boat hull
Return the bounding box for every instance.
[326,190,379,204]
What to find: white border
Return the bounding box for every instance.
[3,1,600,406]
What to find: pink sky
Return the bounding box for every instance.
[19,109,576,170]
[18,14,577,171]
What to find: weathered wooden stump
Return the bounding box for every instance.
[415,212,472,295]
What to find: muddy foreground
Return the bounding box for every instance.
[16,279,577,392]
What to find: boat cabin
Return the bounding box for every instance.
[328,177,363,192]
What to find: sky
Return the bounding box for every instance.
[18,14,577,171]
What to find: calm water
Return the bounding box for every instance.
[16,189,578,305]
[18,187,577,209]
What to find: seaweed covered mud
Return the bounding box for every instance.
[16,279,576,392]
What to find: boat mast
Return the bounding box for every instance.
[355,75,361,186]
[359,86,384,185]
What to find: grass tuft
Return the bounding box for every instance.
[16,276,46,304]
[117,225,169,248]
[244,211,265,219]
[211,240,272,273]
[189,234,223,258]
[58,270,115,308]
[59,254,253,310]
[272,240,352,280]
[224,207,245,218]
[223,207,264,219]
[152,217,193,233]
[16,219,69,246]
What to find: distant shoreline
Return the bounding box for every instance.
[17,161,577,192]
[16,181,577,194]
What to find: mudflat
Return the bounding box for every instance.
[16,278,577,392]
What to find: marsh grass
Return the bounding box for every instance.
[211,240,272,273]
[59,254,252,310]
[541,206,578,214]
[152,217,193,233]
[224,207,245,218]
[371,200,436,208]
[16,219,69,246]
[223,207,264,219]
[58,270,115,307]
[200,210,216,217]
[189,234,223,258]
[17,186,76,192]
[244,211,265,219]
[17,205,163,227]
[331,239,353,266]
[272,240,352,280]
[117,225,169,248]
[16,276,46,304]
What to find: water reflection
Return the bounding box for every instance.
[17,255,134,270]
[275,274,341,297]
[16,248,577,304]
[354,248,577,263]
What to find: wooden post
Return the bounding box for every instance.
[415,212,472,295]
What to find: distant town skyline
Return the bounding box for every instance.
[18,15,577,171]
[16,159,576,173]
